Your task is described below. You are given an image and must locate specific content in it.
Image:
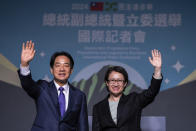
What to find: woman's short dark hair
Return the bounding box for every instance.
[104,66,129,91]
[50,51,74,69]
[104,66,128,83]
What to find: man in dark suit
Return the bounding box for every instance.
[92,49,162,131]
[18,40,89,131]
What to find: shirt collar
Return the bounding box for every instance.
[53,80,69,93]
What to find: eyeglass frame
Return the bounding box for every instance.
[107,79,125,85]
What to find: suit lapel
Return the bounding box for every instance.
[117,94,125,126]
[48,81,61,119]
[102,96,117,126]
[62,83,74,119]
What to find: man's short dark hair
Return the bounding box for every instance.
[50,51,74,69]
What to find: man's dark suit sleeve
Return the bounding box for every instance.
[92,105,101,131]
[17,70,40,99]
[138,76,163,108]
[78,94,89,131]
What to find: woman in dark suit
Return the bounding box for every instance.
[92,49,163,131]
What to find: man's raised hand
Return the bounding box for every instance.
[21,40,36,67]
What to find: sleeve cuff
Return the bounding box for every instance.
[153,73,162,79]
[20,64,30,76]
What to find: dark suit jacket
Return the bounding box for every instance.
[18,71,89,131]
[92,77,162,131]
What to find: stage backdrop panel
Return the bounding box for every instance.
[0,0,196,130]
